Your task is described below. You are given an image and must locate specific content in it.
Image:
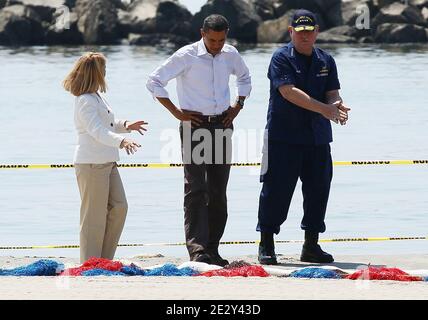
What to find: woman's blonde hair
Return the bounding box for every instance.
[63,52,107,96]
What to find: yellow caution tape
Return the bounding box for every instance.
[1,236,426,250]
[0,160,427,170]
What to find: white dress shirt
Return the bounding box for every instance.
[146,39,252,115]
[73,92,130,164]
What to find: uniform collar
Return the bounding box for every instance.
[287,42,321,61]
[197,38,232,56]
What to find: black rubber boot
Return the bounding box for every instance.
[258,232,277,265]
[300,231,334,263]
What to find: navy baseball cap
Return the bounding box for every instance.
[291,9,317,32]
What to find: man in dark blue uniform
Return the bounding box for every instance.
[257,9,350,265]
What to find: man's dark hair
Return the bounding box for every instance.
[202,14,229,33]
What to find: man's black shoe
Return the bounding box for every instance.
[300,244,334,263]
[258,232,277,265]
[208,252,229,267]
[192,253,211,264]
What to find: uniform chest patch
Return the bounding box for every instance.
[317,66,329,77]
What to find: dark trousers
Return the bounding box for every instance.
[257,141,333,235]
[179,121,233,259]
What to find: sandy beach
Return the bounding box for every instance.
[1,254,427,300]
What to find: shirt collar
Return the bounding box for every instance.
[197,38,233,56]
[197,39,208,56]
[288,42,321,61]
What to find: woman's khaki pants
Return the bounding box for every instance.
[75,162,128,263]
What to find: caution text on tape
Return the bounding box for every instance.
[1,160,427,170]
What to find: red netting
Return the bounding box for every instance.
[198,265,269,277]
[346,266,422,281]
[61,257,124,276]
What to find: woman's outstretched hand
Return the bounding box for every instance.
[120,138,141,155]
[126,120,148,135]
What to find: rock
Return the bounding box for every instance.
[118,1,192,40]
[117,0,161,35]
[117,9,137,35]
[45,11,83,44]
[316,31,358,43]
[422,7,428,21]
[192,0,262,43]
[74,0,119,44]
[375,0,396,7]
[155,1,192,36]
[120,0,193,45]
[250,0,281,21]
[5,0,76,21]
[257,11,292,43]
[321,0,344,27]
[374,22,427,42]
[6,0,74,4]
[128,32,189,48]
[0,4,45,45]
[325,24,371,38]
[341,0,378,26]
[409,0,428,8]
[358,35,374,42]
[372,2,426,27]
[2,3,41,19]
[128,0,160,19]
[276,0,343,29]
[110,0,127,10]
[325,25,355,35]
[6,0,75,6]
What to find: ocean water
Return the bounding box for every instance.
[0,43,427,259]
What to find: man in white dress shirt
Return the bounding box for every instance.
[147,15,252,266]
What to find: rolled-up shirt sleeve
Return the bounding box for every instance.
[77,96,124,148]
[268,51,296,90]
[146,52,187,99]
[233,53,252,97]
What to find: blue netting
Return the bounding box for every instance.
[121,264,146,276]
[80,264,194,276]
[144,263,197,276]
[289,268,342,279]
[81,269,126,276]
[0,259,63,276]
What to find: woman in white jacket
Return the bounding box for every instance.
[63,52,147,263]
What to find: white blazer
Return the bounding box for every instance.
[73,92,130,164]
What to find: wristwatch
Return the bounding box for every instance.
[236,97,245,109]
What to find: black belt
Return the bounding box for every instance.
[199,113,227,123]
